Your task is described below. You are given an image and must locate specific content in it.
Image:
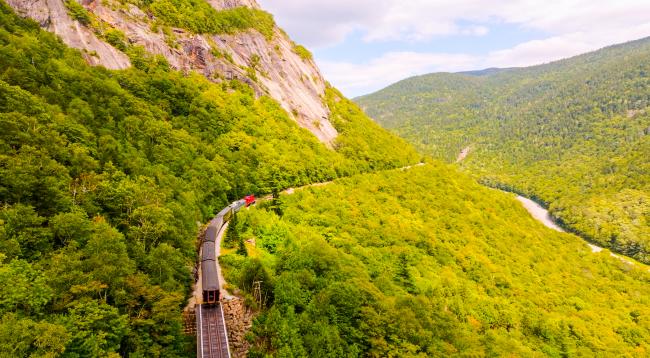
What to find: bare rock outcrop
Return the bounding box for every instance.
[208,0,260,10]
[213,29,338,144]
[6,0,131,69]
[6,0,339,145]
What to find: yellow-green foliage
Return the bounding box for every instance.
[64,0,91,25]
[103,28,127,51]
[357,38,650,264]
[292,43,313,61]
[0,4,420,356]
[127,0,276,38]
[224,164,650,356]
[327,87,422,171]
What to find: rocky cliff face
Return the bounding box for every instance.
[6,0,338,145]
[208,0,259,10]
[6,0,131,69]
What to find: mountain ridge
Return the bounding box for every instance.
[359,35,650,98]
[6,0,340,144]
[357,35,650,264]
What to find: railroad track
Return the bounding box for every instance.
[197,303,230,358]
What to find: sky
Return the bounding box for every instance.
[258,0,650,97]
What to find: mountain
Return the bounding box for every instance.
[0,1,419,355]
[7,0,339,143]
[226,164,650,356]
[357,38,650,264]
[1,1,648,357]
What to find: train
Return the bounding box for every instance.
[201,195,256,304]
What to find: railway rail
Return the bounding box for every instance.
[197,303,231,358]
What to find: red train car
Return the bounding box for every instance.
[244,194,256,207]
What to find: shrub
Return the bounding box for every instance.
[64,0,91,25]
[292,44,313,61]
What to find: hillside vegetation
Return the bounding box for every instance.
[223,164,650,357]
[357,38,650,264]
[0,3,418,356]
[123,0,277,38]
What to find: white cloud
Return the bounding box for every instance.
[318,52,478,95]
[321,22,650,97]
[260,0,650,47]
[258,0,650,96]
[484,22,650,68]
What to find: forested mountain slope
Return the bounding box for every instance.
[224,164,650,356]
[0,3,419,356]
[7,0,340,144]
[357,38,650,264]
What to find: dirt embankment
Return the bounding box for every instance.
[456,146,471,163]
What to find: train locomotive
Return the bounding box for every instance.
[200,196,255,304]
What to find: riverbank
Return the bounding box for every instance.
[513,193,647,270]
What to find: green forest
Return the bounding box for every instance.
[223,164,650,357]
[357,38,650,264]
[3,0,650,356]
[0,3,419,356]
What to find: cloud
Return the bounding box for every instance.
[258,0,650,96]
[259,0,496,46]
[260,0,650,47]
[318,52,478,96]
[484,22,650,68]
[258,0,379,47]
[321,21,650,97]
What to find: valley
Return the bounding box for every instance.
[221,164,650,356]
[0,0,648,357]
[357,39,650,265]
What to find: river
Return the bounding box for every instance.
[513,195,650,272]
[514,196,604,253]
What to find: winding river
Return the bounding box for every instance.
[514,196,603,253]
[457,150,644,267]
[513,195,648,271]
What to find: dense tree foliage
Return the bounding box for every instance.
[327,87,422,172]
[223,164,650,357]
[0,3,418,355]
[357,38,650,264]
[123,0,277,38]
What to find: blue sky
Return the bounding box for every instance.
[258,0,650,97]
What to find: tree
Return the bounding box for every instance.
[236,236,247,256]
[0,314,69,358]
[83,221,135,301]
[0,204,53,261]
[270,187,285,217]
[225,213,240,248]
[60,299,128,357]
[0,255,52,315]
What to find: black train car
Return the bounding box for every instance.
[202,227,219,304]
[204,225,218,243]
[201,199,247,304]
[202,261,219,304]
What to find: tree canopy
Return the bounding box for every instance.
[357,38,650,264]
[0,3,418,355]
[223,164,650,357]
